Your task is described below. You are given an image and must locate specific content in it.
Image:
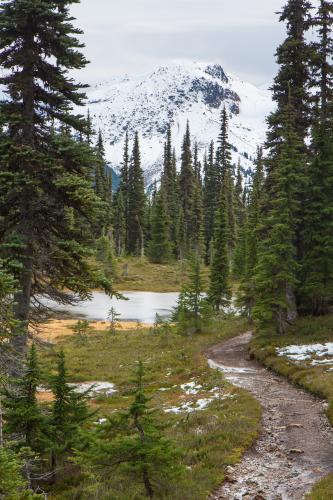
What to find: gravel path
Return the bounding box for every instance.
[207,332,333,500]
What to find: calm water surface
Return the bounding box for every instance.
[47,291,179,324]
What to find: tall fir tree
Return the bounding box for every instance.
[148,188,172,264]
[0,0,113,369]
[113,189,127,257]
[203,142,219,264]
[254,97,305,333]
[119,132,130,249]
[232,162,246,278]
[217,108,236,254]
[127,133,146,256]
[179,121,196,253]
[237,148,265,318]
[93,130,113,253]
[208,179,231,311]
[161,126,179,256]
[267,0,311,155]
[265,0,311,269]
[301,1,333,315]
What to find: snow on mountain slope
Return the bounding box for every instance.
[86,62,273,183]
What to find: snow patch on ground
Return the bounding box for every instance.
[180,381,203,395]
[208,359,255,373]
[94,418,108,425]
[164,385,234,414]
[277,343,333,364]
[69,381,117,396]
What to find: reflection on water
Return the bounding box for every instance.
[44,291,179,324]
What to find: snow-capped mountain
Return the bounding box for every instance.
[86,62,274,183]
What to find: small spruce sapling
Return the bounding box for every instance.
[49,350,91,481]
[71,320,92,343]
[2,345,47,454]
[107,307,121,335]
[76,362,184,498]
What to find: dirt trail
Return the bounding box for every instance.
[207,332,333,500]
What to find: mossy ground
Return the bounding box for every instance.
[39,316,260,499]
[249,315,333,499]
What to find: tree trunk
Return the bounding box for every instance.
[143,467,154,498]
[0,397,3,448]
[11,244,33,374]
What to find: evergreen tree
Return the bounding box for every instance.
[300,1,333,315]
[49,350,90,478]
[94,131,108,200]
[94,131,112,231]
[175,253,211,333]
[3,345,47,453]
[265,0,312,267]
[127,133,146,256]
[76,363,183,498]
[208,180,232,311]
[161,127,179,256]
[0,447,41,499]
[179,122,196,253]
[193,142,201,183]
[203,142,219,264]
[0,0,113,369]
[0,262,19,368]
[148,189,172,264]
[176,208,187,262]
[192,180,204,257]
[217,108,236,253]
[232,162,246,278]
[119,132,130,248]
[95,235,115,278]
[267,0,311,155]
[113,189,127,257]
[85,110,94,146]
[237,148,265,318]
[254,98,304,333]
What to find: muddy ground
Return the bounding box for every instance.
[207,332,333,500]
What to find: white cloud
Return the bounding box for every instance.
[71,0,287,85]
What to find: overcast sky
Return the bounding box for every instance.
[71,0,288,86]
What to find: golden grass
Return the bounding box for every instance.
[37,319,152,343]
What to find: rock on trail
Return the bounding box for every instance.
[207,332,333,500]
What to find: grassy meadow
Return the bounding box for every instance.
[37,316,260,499]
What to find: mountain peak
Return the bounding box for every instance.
[86,61,273,183]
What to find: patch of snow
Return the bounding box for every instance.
[277,343,333,363]
[208,359,255,373]
[311,359,333,366]
[94,418,108,425]
[180,381,203,395]
[196,398,213,410]
[69,381,117,397]
[159,388,171,392]
[164,390,234,414]
[165,402,196,414]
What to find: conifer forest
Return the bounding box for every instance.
[0,1,333,499]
